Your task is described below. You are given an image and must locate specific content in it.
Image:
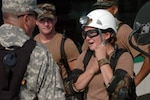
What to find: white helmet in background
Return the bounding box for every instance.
[81,9,117,33]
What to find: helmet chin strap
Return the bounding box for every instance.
[98,29,105,45]
[98,29,107,45]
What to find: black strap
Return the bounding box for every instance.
[110,45,128,72]
[60,31,71,76]
[0,39,36,100]
[83,49,93,69]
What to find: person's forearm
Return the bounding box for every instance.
[74,68,95,90]
[134,57,150,86]
[100,64,113,85]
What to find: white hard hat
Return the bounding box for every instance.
[82,9,117,33]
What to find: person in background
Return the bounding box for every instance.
[82,0,150,87]
[0,0,65,99]
[34,3,80,100]
[65,9,135,100]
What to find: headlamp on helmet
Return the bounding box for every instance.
[79,16,92,26]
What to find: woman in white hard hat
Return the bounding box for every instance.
[64,9,136,100]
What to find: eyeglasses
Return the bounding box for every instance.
[82,29,103,39]
[17,13,38,20]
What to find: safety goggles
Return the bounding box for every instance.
[82,29,103,39]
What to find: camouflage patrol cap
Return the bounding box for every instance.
[37,3,56,20]
[93,0,119,9]
[2,0,42,14]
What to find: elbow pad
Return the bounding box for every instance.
[64,69,83,95]
[106,69,136,99]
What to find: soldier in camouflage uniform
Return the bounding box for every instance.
[0,0,65,99]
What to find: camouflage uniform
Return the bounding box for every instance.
[0,0,65,99]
